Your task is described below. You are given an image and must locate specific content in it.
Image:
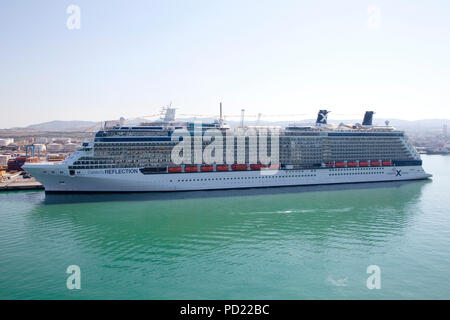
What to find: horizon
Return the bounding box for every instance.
[1,1,450,128]
[2,114,450,131]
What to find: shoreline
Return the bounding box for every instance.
[0,175,44,192]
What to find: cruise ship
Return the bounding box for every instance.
[24,108,431,192]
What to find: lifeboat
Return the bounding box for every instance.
[359,161,369,167]
[250,164,266,170]
[370,161,381,166]
[184,166,198,173]
[200,165,214,172]
[382,160,392,166]
[268,164,280,170]
[325,162,334,168]
[216,165,229,171]
[335,162,346,168]
[232,164,248,171]
[168,166,182,173]
[347,161,357,167]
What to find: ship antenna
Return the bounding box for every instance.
[220,102,223,120]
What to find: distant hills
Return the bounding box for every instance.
[23,120,100,132]
[1,118,448,136]
[0,120,101,137]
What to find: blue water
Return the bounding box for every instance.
[0,155,449,299]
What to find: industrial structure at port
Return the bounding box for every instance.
[0,136,80,190]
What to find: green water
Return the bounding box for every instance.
[0,155,449,299]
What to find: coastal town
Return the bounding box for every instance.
[0,131,91,190]
[410,124,449,154]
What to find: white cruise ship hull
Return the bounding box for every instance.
[24,164,431,193]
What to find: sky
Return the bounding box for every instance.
[1,0,449,128]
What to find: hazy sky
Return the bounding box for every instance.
[1,0,449,128]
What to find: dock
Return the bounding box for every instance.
[0,174,44,191]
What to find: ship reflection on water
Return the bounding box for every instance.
[42,179,430,205]
[36,179,431,252]
[31,180,431,255]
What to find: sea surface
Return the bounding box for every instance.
[0,155,449,299]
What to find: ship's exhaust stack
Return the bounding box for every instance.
[362,111,374,126]
[316,110,330,125]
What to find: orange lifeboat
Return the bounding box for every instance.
[216,165,229,171]
[370,161,381,166]
[200,165,214,172]
[382,160,392,166]
[335,162,346,168]
[250,164,266,170]
[359,161,369,167]
[232,164,248,171]
[347,161,357,167]
[325,162,334,168]
[168,166,182,173]
[184,166,198,173]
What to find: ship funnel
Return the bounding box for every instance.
[362,111,375,126]
[316,110,330,125]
